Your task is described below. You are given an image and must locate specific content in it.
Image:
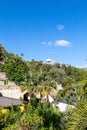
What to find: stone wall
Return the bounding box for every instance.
[0,85,19,90]
[0,88,23,99]
[0,72,19,90]
[0,72,24,99]
[0,81,19,90]
[0,72,7,80]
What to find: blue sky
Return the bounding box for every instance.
[0,0,87,67]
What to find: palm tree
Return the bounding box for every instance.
[66,100,87,130]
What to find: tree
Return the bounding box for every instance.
[66,100,87,130]
[0,44,8,62]
[2,54,27,84]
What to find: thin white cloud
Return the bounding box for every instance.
[42,41,52,46]
[48,42,52,45]
[42,42,46,45]
[42,40,71,47]
[55,40,71,47]
[57,24,64,31]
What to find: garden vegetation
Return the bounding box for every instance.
[0,44,87,129]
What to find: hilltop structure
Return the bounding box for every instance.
[46,58,55,65]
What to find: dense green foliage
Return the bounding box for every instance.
[1,44,87,105]
[0,102,65,130]
[0,44,8,62]
[2,53,27,84]
[1,44,87,129]
[66,100,87,130]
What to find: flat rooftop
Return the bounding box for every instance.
[0,96,22,108]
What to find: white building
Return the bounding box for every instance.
[46,58,55,65]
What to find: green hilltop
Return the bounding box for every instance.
[0,43,87,105]
[1,44,87,129]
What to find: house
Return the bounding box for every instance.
[46,58,55,65]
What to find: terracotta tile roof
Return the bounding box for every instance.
[0,96,22,108]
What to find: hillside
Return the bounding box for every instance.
[1,44,87,130]
[0,44,87,105]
